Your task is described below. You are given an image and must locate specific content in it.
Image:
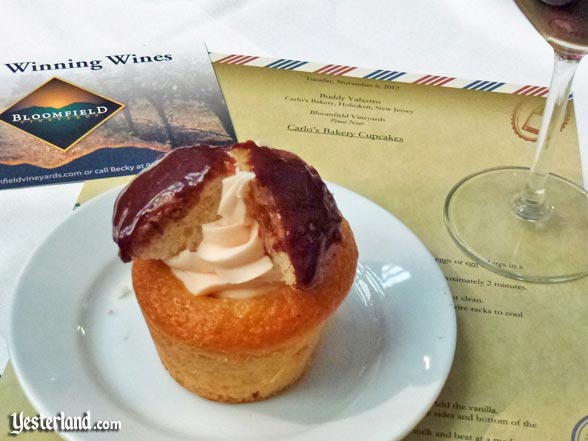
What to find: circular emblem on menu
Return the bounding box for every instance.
[572,415,588,441]
[511,97,571,142]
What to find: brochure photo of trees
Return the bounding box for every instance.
[0,52,236,170]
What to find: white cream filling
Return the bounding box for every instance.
[164,170,278,298]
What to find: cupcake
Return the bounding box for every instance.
[112,141,358,403]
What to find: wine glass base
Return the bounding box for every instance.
[444,166,588,283]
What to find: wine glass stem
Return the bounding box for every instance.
[513,51,581,221]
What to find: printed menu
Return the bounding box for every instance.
[214,61,588,441]
[1,58,586,440]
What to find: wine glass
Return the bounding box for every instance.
[444,0,588,282]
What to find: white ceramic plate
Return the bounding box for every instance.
[9,184,456,441]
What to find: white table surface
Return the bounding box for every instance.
[2,0,588,373]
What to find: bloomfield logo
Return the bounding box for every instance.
[0,77,124,151]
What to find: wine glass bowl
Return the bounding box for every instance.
[444,0,588,282]
[515,0,588,57]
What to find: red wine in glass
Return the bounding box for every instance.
[515,0,588,55]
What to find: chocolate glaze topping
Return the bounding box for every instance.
[113,141,343,290]
[234,141,343,288]
[112,145,234,262]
